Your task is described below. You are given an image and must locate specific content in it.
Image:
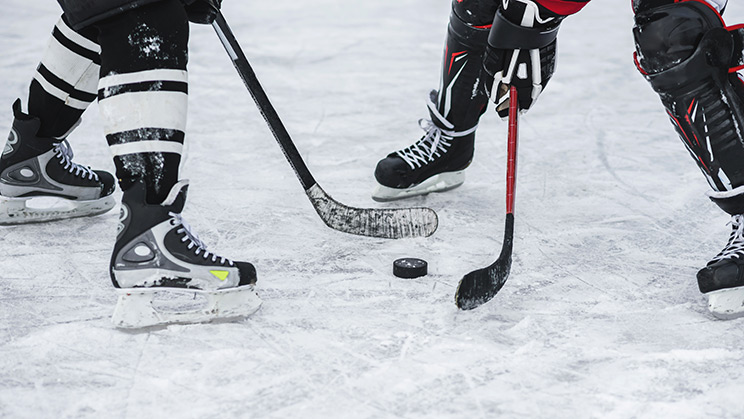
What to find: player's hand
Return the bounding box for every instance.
[483,0,563,118]
[182,0,222,24]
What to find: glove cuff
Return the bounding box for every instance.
[488,9,560,50]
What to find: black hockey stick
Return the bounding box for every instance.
[212,12,438,239]
[455,86,519,310]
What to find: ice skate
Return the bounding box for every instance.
[697,214,744,319]
[372,91,476,202]
[110,179,260,328]
[0,100,116,225]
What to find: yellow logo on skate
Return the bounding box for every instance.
[210,270,229,281]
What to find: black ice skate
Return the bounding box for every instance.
[697,212,744,320]
[0,100,115,225]
[372,90,476,202]
[110,179,261,328]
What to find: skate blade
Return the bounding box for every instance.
[0,195,116,225]
[706,286,744,320]
[111,286,262,329]
[371,171,465,202]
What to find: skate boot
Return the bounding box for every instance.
[0,100,116,225]
[697,189,744,319]
[372,90,477,202]
[110,179,260,328]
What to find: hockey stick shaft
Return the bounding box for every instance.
[212,12,438,239]
[506,85,518,215]
[212,13,315,189]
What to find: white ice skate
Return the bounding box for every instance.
[698,214,744,320]
[372,90,476,201]
[0,100,116,225]
[110,179,261,328]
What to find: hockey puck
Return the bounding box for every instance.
[393,258,428,278]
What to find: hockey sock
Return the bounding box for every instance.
[26,16,100,141]
[93,0,189,204]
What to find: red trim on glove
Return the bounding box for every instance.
[537,0,590,16]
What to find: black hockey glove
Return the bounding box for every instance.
[182,0,222,24]
[483,0,563,118]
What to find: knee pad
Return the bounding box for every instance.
[634,0,744,193]
[633,0,734,74]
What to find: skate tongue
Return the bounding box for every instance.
[54,140,98,181]
[161,179,189,212]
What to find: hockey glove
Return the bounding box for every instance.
[182,0,222,24]
[483,0,563,117]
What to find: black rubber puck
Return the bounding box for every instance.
[393,258,428,278]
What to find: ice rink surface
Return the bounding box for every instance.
[2,1,744,418]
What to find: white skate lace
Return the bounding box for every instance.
[170,212,234,265]
[53,139,99,181]
[395,95,477,170]
[710,214,744,263]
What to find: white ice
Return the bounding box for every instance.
[2,0,744,418]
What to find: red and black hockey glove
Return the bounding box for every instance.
[483,0,566,117]
[182,0,222,24]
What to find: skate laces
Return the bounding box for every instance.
[395,94,477,170]
[170,212,234,265]
[53,140,99,181]
[710,214,744,264]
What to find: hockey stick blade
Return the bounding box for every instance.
[455,86,519,309]
[212,13,438,239]
[455,214,513,309]
[308,184,438,238]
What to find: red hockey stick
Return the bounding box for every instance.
[455,86,518,310]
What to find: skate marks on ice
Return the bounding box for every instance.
[3,0,744,418]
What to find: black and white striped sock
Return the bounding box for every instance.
[93,0,190,203]
[98,68,188,200]
[27,16,100,139]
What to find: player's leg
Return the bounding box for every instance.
[633,0,744,318]
[0,16,116,224]
[372,0,496,201]
[93,0,259,327]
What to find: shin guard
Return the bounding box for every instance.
[436,0,497,131]
[634,0,744,194]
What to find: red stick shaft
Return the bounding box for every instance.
[506,86,519,215]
